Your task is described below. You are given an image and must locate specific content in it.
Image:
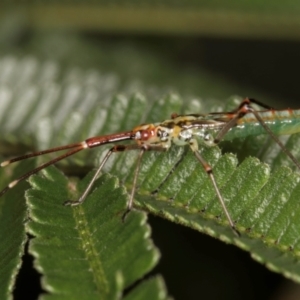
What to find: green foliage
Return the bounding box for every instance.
[26,167,160,299]
[1,53,300,298]
[0,161,31,300]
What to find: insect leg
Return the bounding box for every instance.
[64,144,141,206]
[65,144,165,211]
[122,144,166,220]
[214,98,300,169]
[246,102,300,169]
[228,98,273,113]
[190,139,240,236]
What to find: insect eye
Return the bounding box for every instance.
[135,129,155,141]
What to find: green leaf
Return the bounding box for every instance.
[1,52,300,298]
[123,276,169,300]
[0,160,33,300]
[26,166,161,300]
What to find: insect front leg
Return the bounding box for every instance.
[64,144,143,207]
[64,143,166,223]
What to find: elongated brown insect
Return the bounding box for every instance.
[1,98,300,236]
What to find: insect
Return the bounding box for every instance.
[1,98,300,236]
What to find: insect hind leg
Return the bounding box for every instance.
[189,139,240,236]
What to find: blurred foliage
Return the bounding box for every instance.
[1,2,300,300]
[2,2,300,39]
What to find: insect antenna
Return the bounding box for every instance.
[0,131,135,198]
[0,142,86,197]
